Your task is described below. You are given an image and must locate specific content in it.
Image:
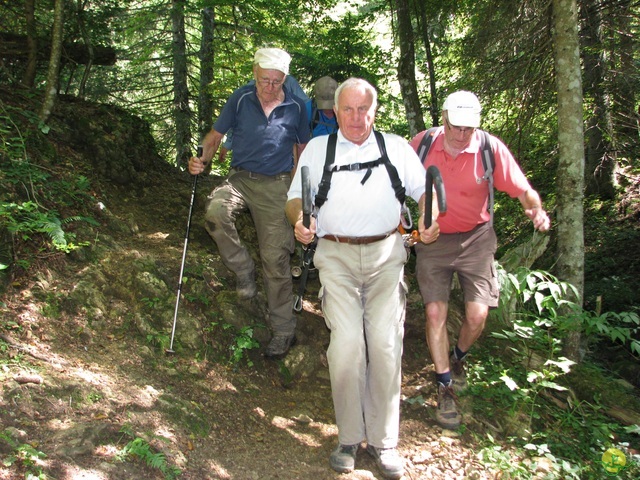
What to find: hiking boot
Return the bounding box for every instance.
[236,272,257,299]
[436,383,461,430]
[264,334,296,358]
[366,445,405,479]
[450,353,468,392]
[329,443,358,473]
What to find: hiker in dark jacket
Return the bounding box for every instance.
[409,90,550,430]
[189,48,310,359]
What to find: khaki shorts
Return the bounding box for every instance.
[414,222,499,307]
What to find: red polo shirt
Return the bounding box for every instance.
[410,129,532,234]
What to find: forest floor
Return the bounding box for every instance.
[1,90,639,480]
[0,177,499,480]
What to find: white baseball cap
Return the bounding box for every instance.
[253,48,291,75]
[443,91,482,128]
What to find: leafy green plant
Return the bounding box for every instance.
[116,429,181,480]
[146,332,170,351]
[579,310,640,356]
[227,324,261,367]
[141,297,162,309]
[476,266,640,478]
[495,265,640,358]
[0,201,98,253]
[0,430,47,479]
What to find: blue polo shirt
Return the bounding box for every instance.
[214,85,311,175]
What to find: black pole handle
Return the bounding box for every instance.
[425,165,447,229]
[301,165,312,229]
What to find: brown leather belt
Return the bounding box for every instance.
[321,230,396,245]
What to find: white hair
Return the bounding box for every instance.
[335,78,378,109]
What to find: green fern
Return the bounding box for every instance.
[0,201,98,252]
[117,436,181,479]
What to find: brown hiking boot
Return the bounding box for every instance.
[436,383,461,430]
[450,353,468,393]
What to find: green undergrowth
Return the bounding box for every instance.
[466,265,640,479]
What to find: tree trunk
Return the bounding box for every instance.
[579,0,616,199]
[39,0,64,123]
[395,0,425,137]
[414,0,439,127]
[172,0,192,168]
[22,0,37,88]
[552,0,585,362]
[76,0,95,98]
[611,0,638,169]
[198,7,215,143]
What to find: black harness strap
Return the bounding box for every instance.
[314,131,405,208]
[314,133,338,208]
[374,131,406,206]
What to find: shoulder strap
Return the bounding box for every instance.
[314,132,405,208]
[310,107,339,137]
[374,131,406,205]
[416,127,440,162]
[313,133,338,208]
[478,130,496,226]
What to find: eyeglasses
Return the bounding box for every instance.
[444,116,474,134]
[257,78,284,88]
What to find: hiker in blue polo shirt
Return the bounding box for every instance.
[189,47,310,358]
[218,75,311,163]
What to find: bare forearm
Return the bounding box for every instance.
[285,198,303,226]
[518,189,551,232]
[201,129,223,166]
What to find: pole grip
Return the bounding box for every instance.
[425,165,446,229]
[301,166,312,229]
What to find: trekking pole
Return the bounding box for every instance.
[167,146,202,354]
[293,166,313,312]
[403,165,447,247]
[425,165,447,229]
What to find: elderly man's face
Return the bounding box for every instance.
[334,86,376,145]
[443,113,475,150]
[254,66,285,102]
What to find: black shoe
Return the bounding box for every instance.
[366,445,405,479]
[329,443,358,473]
[264,334,296,358]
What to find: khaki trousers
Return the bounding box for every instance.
[314,233,407,448]
[204,169,296,335]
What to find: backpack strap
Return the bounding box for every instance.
[313,133,338,208]
[416,127,441,162]
[313,131,406,208]
[479,130,496,226]
[374,131,406,205]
